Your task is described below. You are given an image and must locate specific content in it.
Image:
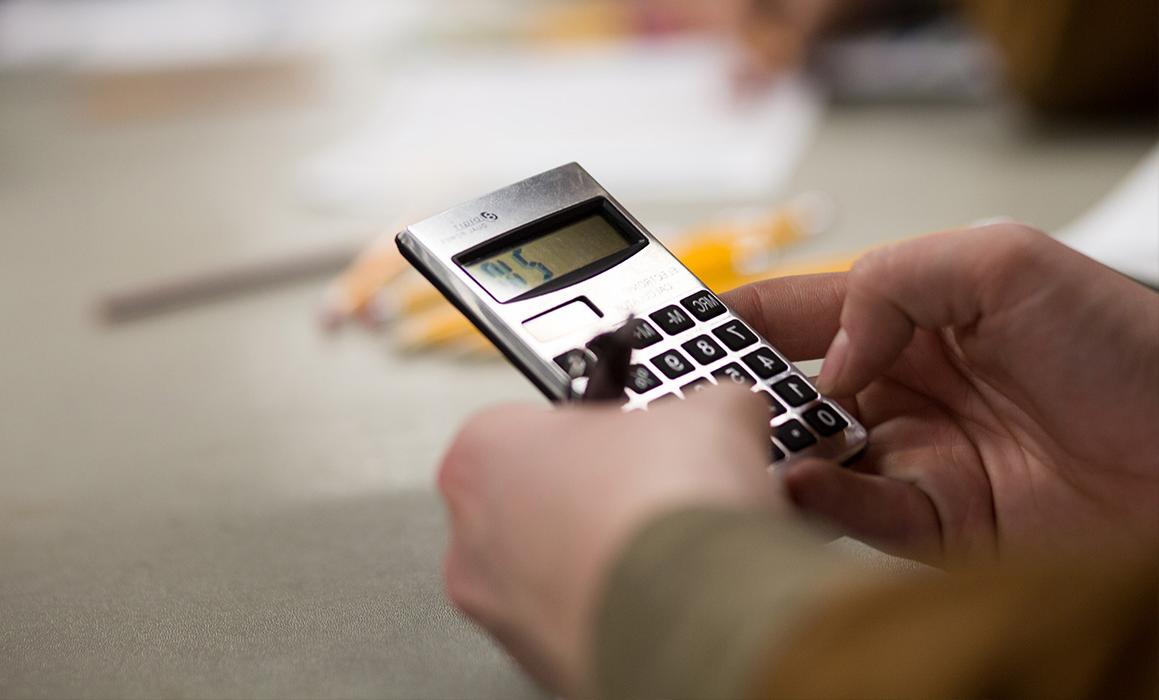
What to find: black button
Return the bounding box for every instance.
[770,441,786,462]
[553,349,591,379]
[803,403,849,436]
[649,305,696,335]
[775,420,817,452]
[681,335,726,365]
[651,349,694,379]
[756,389,786,416]
[680,377,711,396]
[626,365,662,394]
[680,290,727,321]
[771,375,818,407]
[712,319,758,351]
[622,318,662,349]
[712,362,755,387]
[742,347,788,379]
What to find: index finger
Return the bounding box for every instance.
[720,272,847,361]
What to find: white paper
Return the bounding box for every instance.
[297,40,824,214]
[1057,146,1159,286]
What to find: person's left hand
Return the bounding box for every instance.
[438,386,772,696]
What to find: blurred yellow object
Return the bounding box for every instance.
[395,305,477,350]
[527,2,634,43]
[330,194,833,331]
[675,198,824,282]
[321,193,848,355]
[319,233,411,329]
[393,250,861,355]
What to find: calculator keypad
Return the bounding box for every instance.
[624,318,662,349]
[626,365,662,394]
[553,348,592,379]
[680,377,711,395]
[650,305,696,335]
[680,290,727,321]
[803,403,849,436]
[681,335,726,365]
[742,347,788,379]
[712,362,755,387]
[776,420,817,452]
[556,289,856,465]
[652,349,695,379]
[712,319,758,351]
[771,375,818,407]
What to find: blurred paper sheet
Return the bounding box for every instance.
[297,40,824,214]
[1057,146,1159,287]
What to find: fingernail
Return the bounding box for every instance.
[816,328,849,395]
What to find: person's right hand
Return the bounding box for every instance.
[723,225,1159,565]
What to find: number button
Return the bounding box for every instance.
[623,318,662,349]
[626,365,662,394]
[711,319,758,351]
[651,349,694,379]
[742,347,788,379]
[649,305,696,335]
[771,375,818,407]
[712,362,755,387]
[803,403,849,436]
[680,290,727,322]
[680,377,711,395]
[681,335,725,365]
[756,389,786,416]
[775,420,817,452]
[553,349,591,379]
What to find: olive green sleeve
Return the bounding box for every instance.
[590,507,856,700]
[590,508,1158,700]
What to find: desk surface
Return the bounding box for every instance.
[0,72,1153,699]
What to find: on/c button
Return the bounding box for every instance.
[522,298,602,342]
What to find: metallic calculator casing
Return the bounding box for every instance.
[396,163,867,465]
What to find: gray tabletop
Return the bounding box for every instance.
[1,71,1153,699]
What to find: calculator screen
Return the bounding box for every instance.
[461,213,632,302]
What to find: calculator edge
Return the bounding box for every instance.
[396,228,571,401]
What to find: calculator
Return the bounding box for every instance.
[396,163,867,466]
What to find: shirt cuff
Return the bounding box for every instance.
[591,507,854,700]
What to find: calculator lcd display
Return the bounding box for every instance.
[462,214,631,301]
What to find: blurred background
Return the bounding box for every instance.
[1,1,1155,698]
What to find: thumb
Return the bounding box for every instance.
[782,459,943,563]
[816,225,1050,396]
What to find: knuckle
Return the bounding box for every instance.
[994,222,1049,264]
[972,223,1052,286]
[847,245,896,296]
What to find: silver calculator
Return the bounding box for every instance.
[396,163,867,466]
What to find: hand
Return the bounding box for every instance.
[438,387,773,696]
[724,225,1159,565]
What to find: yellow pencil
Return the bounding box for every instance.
[393,250,862,352]
[318,233,412,329]
[394,305,478,351]
[368,193,834,327]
